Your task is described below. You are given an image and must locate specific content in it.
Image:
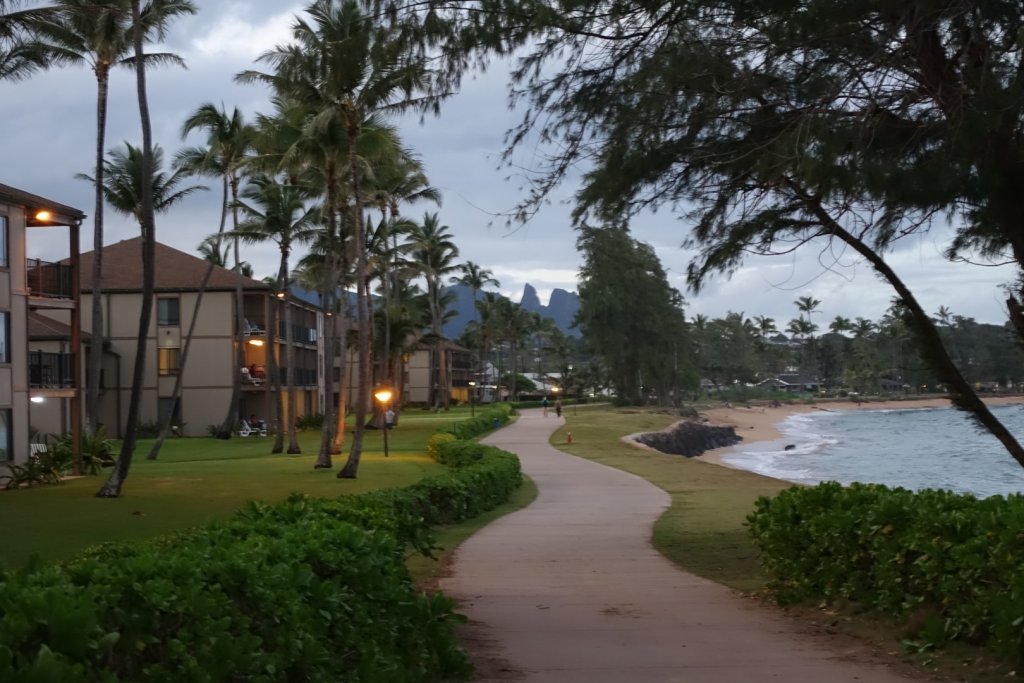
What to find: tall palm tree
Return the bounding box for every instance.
[408,212,460,410]
[451,260,499,391]
[97,0,190,496]
[80,143,205,467]
[233,173,318,454]
[176,103,255,439]
[794,295,822,332]
[38,0,192,432]
[238,0,437,479]
[367,149,439,413]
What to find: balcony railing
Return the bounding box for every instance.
[29,351,73,388]
[26,259,74,300]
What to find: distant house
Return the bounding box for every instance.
[758,374,820,393]
[0,183,84,467]
[404,339,473,406]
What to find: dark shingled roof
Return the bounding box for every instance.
[0,183,85,223]
[78,237,269,293]
[28,311,91,341]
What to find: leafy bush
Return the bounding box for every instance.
[438,405,513,440]
[0,429,524,681]
[296,412,324,430]
[51,428,117,475]
[427,432,456,460]
[748,482,1024,661]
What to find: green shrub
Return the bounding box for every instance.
[0,431,524,681]
[748,482,1024,661]
[439,405,513,441]
[296,412,324,430]
[427,432,456,460]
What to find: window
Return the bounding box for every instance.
[157,297,180,326]
[158,347,180,376]
[0,215,7,267]
[0,311,9,363]
[0,409,10,461]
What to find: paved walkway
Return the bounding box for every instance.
[440,409,926,682]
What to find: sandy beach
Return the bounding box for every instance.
[697,395,1024,470]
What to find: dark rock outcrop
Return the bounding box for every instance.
[635,421,742,458]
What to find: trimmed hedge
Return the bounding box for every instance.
[438,405,513,441]
[0,439,523,681]
[748,482,1024,660]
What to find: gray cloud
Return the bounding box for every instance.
[8,1,1015,326]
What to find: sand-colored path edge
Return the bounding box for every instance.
[440,408,931,683]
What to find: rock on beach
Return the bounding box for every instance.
[635,420,742,457]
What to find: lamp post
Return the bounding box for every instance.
[468,380,476,417]
[568,364,577,415]
[374,387,393,458]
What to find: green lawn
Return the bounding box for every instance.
[0,412,485,570]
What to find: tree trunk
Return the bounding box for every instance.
[267,276,284,454]
[146,183,230,459]
[332,294,350,454]
[97,2,152,497]
[796,185,1024,468]
[339,151,370,479]
[284,263,301,454]
[217,179,244,439]
[86,67,111,449]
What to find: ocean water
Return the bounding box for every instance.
[720,404,1024,498]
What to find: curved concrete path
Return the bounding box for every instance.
[440,409,926,682]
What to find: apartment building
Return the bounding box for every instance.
[33,237,324,438]
[0,183,84,467]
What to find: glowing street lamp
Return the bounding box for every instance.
[468,380,476,417]
[374,388,393,457]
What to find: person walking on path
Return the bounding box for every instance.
[541,395,549,417]
[440,408,926,682]
[554,397,563,418]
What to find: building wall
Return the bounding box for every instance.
[0,201,28,464]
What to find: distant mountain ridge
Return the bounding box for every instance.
[441,283,580,338]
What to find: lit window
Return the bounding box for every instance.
[158,347,180,376]
[157,297,180,326]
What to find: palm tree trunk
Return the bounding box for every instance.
[339,154,370,478]
[147,183,230,460]
[86,67,111,446]
[267,280,283,453]
[217,178,244,439]
[284,265,300,453]
[146,258,217,459]
[332,305,350,453]
[97,1,152,497]
[315,189,340,468]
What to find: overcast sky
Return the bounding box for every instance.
[7,0,1016,329]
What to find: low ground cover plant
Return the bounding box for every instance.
[748,482,1024,661]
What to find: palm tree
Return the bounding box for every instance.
[78,143,205,466]
[38,0,192,433]
[233,173,318,454]
[0,2,61,81]
[97,0,193,497]
[794,295,822,331]
[176,103,255,439]
[408,212,460,410]
[829,316,853,336]
[238,0,437,480]
[368,150,439,413]
[451,260,499,391]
